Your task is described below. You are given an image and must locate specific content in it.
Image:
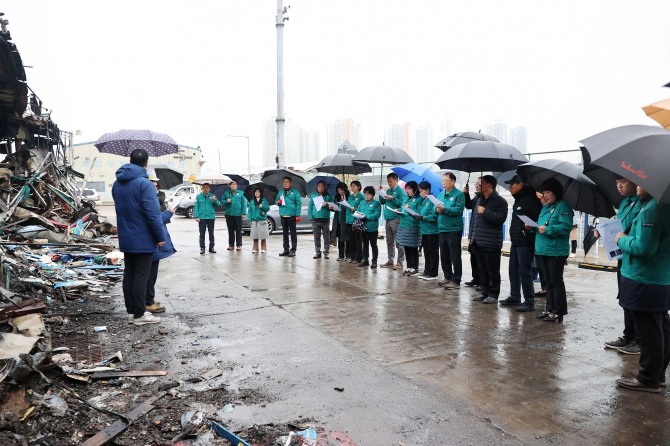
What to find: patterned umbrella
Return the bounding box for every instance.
[95,129,179,157]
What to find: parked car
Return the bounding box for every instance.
[164,184,199,210]
[75,188,101,208]
[241,197,314,235]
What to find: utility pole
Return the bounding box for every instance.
[276,0,289,169]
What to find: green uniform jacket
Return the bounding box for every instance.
[533,199,573,257]
[221,189,248,216]
[437,188,465,233]
[618,198,670,285]
[307,192,334,220]
[357,199,381,232]
[247,198,270,221]
[346,192,364,224]
[618,195,641,233]
[419,198,439,235]
[379,185,408,221]
[194,192,220,219]
[399,196,423,229]
[277,188,302,217]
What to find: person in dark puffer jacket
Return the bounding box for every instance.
[464,178,482,288]
[470,175,508,304]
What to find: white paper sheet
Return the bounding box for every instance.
[597,219,624,261]
[391,208,404,214]
[313,195,325,211]
[339,200,354,210]
[404,207,421,217]
[353,211,366,219]
[376,189,388,199]
[519,215,538,227]
[325,202,340,211]
[170,196,185,210]
[427,194,442,206]
[278,194,286,206]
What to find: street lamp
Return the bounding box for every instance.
[227,135,250,177]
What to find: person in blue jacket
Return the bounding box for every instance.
[145,176,176,315]
[112,149,165,326]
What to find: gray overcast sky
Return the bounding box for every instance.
[3,1,670,171]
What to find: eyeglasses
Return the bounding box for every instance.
[542,191,554,196]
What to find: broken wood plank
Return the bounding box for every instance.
[3,298,45,318]
[90,370,168,380]
[81,392,167,446]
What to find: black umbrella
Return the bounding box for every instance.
[95,129,179,157]
[307,175,340,196]
[149,164,183,190]
[223,174,250,190]
[581,162,624,208]
[583,225,599,256]
[261,169,308,196]
[516,159,616,218]
[244,182,278,205]
[353,145,414,184]
[316,153,371,175]
[580,125,670,203]
[434,131,500,152]
[435,141,528,173]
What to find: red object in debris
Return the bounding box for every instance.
[296,217,301,222]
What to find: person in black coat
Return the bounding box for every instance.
[470,175,508,304]
[332,182,353,261]
[464,177,482,288]
[499,176,543,312]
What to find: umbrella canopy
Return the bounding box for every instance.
[493,170,519,192]
[192,173,232,186]
[435,141,528,173]
[222,174,250,190]
[95,129,179,157]
[307,175,340,196]
[517,158,616,218]
[261,169,308,196]
[244,182,278,205]
[434,131,500,152]
[580,124,670,203]
[337,140,358,154]
[391,163,443,194]
[642,98,670,130]
[581,163,624,208]
[148,164,183,190]
[353,145,414,165]
[316,153,372,175]
[583,225,599,256]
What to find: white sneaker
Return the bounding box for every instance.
[127,315,134,324]
[260,250,266,253]
[569,253,576,258]
[133,312,161,325]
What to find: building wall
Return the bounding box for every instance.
[71,142,204,202]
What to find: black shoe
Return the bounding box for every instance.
[313,253,321,259]
[499,298,521,306]
[464,280,480,287]
[472,295,486,301]
[516,302,535,312]
[370,261,377,268]
[209,248,217,253]
[279,251,289,256]
[288,251,296,257]
[358,260,369,267]
[324,253,329,259]
[475,286,482,291]
[200,248,205,255]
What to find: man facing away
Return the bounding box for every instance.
[194,182,220,254]
[470,175,508,305]
[277,176,302,257]
[378,172,408,270]
[112,149,166,325]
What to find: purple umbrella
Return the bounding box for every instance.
[95,129,179,157]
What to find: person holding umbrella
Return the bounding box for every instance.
[248,186,271,254]
[417,181,440,280]
[396,181,423,276]
[378,172,408,270]
[277,177,302,257]
[499,175,542,312]
[307,180,334,259]
[332,182,352,261]
[221,180,248,251]
[357,186,382,268]
[614,186,670,393]
[436,172,466,289]
[526,178,573,323]
[470,175,508,304]
[464,178,483,289]
[347,181,365,264]
[194,183,221,255]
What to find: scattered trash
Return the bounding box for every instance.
[211,421,251,446]
[222,403,235,413]
[201,368,223,381]
[334,387,344,392]
[93,325,107,332]
[40,395,68,417]
[91,370,168,379]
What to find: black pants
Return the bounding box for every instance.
[538,255,568,315]
[467,242,480,284]
[199,219,215,249]
[362,231,378,261]
[631,311,670,387]
[225,215,243,247]
[352,231,364,262]
[122,252,154,318]
[439,231,462,284]
[422,234,439,277]
[339,239,355,259]
[146,260,159,306]
[617,260,638,342]
[472,242,501,298]
[509,245,535,304]
[404,246,419,269]
[281,216,297,252]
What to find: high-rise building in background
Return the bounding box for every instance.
[485,119,508,144]
[261,119,278,168]
[327,118,362,154]
[414,125,434,163]
[439,118,453,140]
[384,122,412,157]
[509,126,528,153]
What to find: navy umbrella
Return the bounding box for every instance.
[580,125,670,203]
[307,175,340,196]
[434,131,500,152]
[261,169,308,196]
[95,129,179,157]
[517,158,616,218]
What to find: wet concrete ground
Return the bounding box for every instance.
[105,208,670,445]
